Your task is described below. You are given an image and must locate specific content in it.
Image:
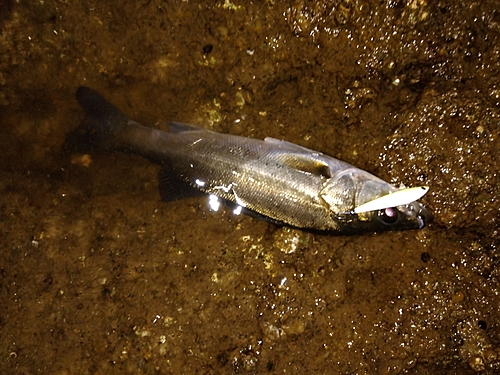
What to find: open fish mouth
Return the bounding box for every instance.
[417,205,433,228]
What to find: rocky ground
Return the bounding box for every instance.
[1,1,499,374]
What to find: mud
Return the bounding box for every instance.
[1,1,499,374]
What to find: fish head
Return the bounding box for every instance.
[320,168,432,233]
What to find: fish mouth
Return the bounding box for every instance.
[416,206,433,229]
[400,200,432,229]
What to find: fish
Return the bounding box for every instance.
[65,86,432,235]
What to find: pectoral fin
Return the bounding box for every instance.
[264,137,332,178]
[277,154,332,179]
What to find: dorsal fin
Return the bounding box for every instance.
[167,122,209,134]
[264,137,315,153]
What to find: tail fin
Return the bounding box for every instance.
[64,87,130,154]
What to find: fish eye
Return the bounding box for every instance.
[378,207,399,224]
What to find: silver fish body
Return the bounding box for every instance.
[66,87,432,234]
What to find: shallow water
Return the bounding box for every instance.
[1,1,499,374]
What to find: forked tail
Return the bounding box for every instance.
[64,87,130,154]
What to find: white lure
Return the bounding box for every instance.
[354,186,429,214]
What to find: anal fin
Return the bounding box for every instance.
[158,167,204,202]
